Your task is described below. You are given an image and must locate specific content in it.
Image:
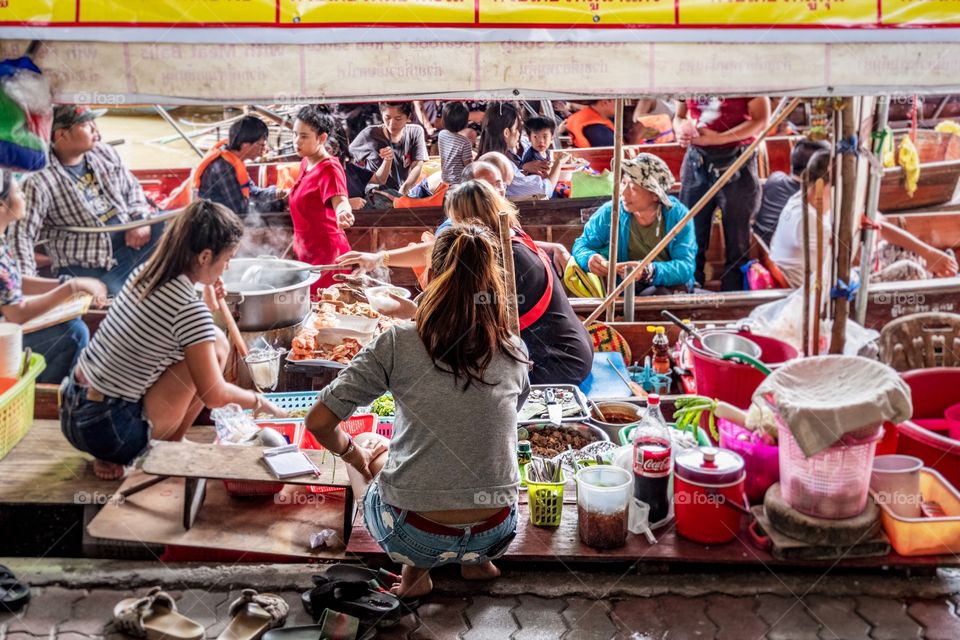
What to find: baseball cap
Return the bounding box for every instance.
[52,105,107,132]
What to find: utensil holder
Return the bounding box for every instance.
[526,470,565,527]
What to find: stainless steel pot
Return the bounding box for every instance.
[222,257,322,331]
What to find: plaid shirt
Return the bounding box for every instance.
[197,156,277,217]
[10,143,152,276]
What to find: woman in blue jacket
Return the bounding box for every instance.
[572,154,697,295]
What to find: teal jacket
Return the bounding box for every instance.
[572,195,697,288]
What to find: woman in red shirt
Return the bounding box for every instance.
[289,106,354,293]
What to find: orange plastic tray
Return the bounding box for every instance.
[874,468,960,557]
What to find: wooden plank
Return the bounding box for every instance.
[141,441,349,487]
[88,469,351,559]
[344,501,956,568]
[0,419,122,505]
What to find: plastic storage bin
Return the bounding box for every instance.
[526,469,565,527]
[0,353,45,461]
[875,468,960,556]
[718,418,779,503]
[778,424,883,519]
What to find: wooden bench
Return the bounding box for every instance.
[119,441,356,540]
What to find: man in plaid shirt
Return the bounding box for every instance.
[10,105,162,295]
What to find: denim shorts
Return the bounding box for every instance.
[363,480,518,568]
[59,372,151,465]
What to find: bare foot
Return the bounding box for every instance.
[461,561,501,581]
[389,565,433,599]
[93,459,125,481]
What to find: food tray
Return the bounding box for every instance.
[874,468,960,556]
[518,384,592,426]
[285,350,348,371]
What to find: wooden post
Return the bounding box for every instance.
[801,173,811,357]
[605,98,626,322]
[812,179,825,355]
[498,212,520,336]
[154,105,204,158]
[583,96,803,327]
[830,98,858,354]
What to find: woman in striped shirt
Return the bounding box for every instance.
[60,200,285,480]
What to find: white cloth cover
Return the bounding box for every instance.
[753,355,912,457]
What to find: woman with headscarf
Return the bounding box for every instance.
[572,154,697,295]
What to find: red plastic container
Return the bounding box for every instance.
[718,418,779,504]
[222,422,320,497]
[690,331,798,414]
[896,368,960,490]
[674,447,747,544]
[308,413,378,495]
[945,404,960,441]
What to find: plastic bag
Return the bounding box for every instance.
[211,403,260,445]
[571,170,613,198]
[0,57,52,172]
[748,288,879,356]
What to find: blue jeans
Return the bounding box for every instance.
[363,480,518,568]
[23,317,89,385]
[679,146,760,291]
[59,371,151,465]
[58,223,165,296]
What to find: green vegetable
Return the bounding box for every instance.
[371,393,395,417]
[672,395,718,442]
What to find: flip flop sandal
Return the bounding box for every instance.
[320,565,400,593]
[300,576,401,627]
[0,564,15,581]
[319,565,422,611]
[111,587,205,640]
[216,589,288,640]
[262,610,376,640]
[0,578,30,613]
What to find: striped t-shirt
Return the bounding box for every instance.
[77,272,216,403]
[438,130,473,185]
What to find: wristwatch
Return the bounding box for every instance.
[331,434,356,459]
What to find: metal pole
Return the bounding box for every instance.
[855,96,890,324]
[605,98,625,323]
[830,98,858,354]
[583,96,802,327]
[154,105,204,158]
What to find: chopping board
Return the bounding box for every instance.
[751,506,890,561]
[764,482,882,547]
[579,352,635,400]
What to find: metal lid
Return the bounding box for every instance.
[675,446,744,485]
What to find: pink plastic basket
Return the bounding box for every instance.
[778,424,883,519]
[718,418,779,504]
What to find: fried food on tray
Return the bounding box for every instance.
[289,336,362,363]
[528,426,595,458]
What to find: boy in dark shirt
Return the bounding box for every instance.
[520,116,556,177]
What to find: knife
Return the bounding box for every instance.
[545,387,563,426]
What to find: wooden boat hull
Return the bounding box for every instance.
[880,131,960,213]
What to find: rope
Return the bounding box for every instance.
[830,278,860,301]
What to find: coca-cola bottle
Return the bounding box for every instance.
[632,394,672,523]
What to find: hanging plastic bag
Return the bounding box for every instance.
[0,57,52,172]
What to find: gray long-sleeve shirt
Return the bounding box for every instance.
[318,323,530,512]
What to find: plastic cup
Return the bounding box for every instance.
[946,404,960,442]
[871,455,924,518]
[576,466,632,549]
[0,323,22,379]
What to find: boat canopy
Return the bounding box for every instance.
[2,1,960,103]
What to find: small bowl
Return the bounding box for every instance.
[589,401,643,441]
[365,286,412,314]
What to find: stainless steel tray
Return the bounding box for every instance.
[517,384,591,426]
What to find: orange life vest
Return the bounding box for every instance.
[634,113,675,144]
[564,107,615,148]
[159,140,252,210]
[193,140,252,198]
[393,182,449,209]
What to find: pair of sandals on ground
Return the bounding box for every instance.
[110,565,416,640]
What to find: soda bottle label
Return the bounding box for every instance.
[634,441,671,478]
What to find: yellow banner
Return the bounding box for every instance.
[679,0,876,25]
[882,0,960,24]
[479,0,673,25]
[0,0,74,23]
[281,0,474,24]
[80,0,277,24]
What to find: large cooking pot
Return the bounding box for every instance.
[222,257,322,331]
